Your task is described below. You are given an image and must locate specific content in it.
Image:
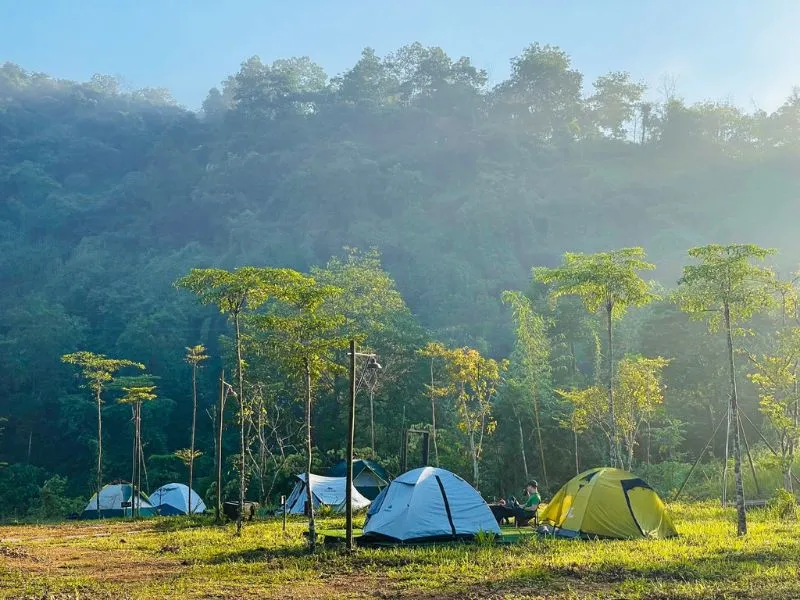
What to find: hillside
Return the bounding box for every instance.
[1,45,799,507]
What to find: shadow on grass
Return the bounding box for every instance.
[150,515,230,532]
[202,544,310,564]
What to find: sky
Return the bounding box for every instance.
[1,0,798,112]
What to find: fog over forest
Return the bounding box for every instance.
[1,40,799,517]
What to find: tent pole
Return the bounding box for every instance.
[741,410,800,488]
[738,413,761,497]
[673,411,726,502]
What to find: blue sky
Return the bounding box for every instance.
[1,0,798,111]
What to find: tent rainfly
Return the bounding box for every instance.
[362,467,500,543]
[150,483,207,515]
[539,467,678,539]
[328,459,390,500]
[284,473,371,515]
[80,483,156,519]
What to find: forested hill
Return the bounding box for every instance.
[1,44,799,503]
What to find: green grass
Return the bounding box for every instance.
[2,503,800,599]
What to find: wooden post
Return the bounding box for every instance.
[216,370,225,523]
[345,340,356,551]
[421,431,430,466]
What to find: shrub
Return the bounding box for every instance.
[769,488,797,521]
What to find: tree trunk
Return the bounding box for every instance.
[235,311,245,536]
[574,428,580,475]
[470,431,479,489]
[189,363,198,515]
[130,405,136,516]
[430,360,439,466]
[96,388,102,518]
[517,414,529,481]
[216,370,225,523]
[304,359,316,551]
[725,302,747,536]
[136,402,142,519]
[532,392,548,488]
[606,303,620,467]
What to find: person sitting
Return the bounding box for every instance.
[490,481,542,527]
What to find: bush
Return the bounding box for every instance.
[769,488,797,521]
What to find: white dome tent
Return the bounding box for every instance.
[284,473,371,515]
[362,467,500,543]
[150,483,207,516]
[80,483,156,519]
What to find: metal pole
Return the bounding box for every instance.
[282,495,286,532]
[346,340,356,551]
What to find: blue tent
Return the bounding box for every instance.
[362,467,500,542]
[328,459,389,500]
[150,483,207,516]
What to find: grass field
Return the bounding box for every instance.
[2,503,799,599]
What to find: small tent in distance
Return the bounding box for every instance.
[328,459,390,500]
[285,473,371,515]
[80,483,156,519]
[150,483,207,515]
[362,467,500,543]
[539,467,678,539]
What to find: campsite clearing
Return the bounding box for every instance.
[2,502,800,599]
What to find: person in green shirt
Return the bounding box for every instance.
[522,481,541,509]
[490,480,542,526]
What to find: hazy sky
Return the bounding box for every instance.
[2,0,798,111]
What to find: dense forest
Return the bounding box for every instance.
[1,41,799,519]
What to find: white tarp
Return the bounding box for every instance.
[150,483,207,515]
[284,473,371,515]
[362,467,500,542]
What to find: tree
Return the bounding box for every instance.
[422,344,505,488]
[615,355,670,470]
[418,342,448,466]
[495,43,583,140]
[748,327,800,491]
[676,244,776,536]
[586,71,647,140]
[534,248,658,466]
[501,290,553,487]
[185,344,208,514]
[118,385,157,518]
[557,392,590,475]
[176,267,305,534]
[61,352,144,516]
[249,273,348,551]
[0,417,7,468]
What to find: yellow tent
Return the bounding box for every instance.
[539,467,677,539]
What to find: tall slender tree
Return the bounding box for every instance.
[119,385,157,518]
[61,352,144,516]
[422,344,505,489]
[676,243,776,536]
[185,344,208,514]
[502,290,553,488]
[249,273,348,552]
[176,267,305,534]
[535,248,658,466]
